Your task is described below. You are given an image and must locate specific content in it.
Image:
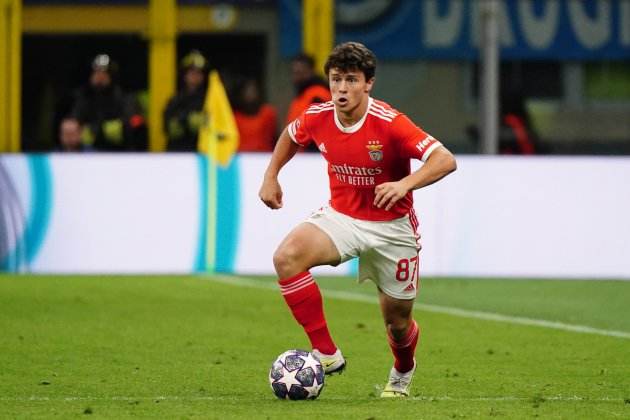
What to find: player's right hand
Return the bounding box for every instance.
[259,178,283,209]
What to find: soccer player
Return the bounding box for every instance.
[259,42,457,397]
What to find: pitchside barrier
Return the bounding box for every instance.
[1,153,629,278]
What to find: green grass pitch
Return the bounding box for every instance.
[1,274,629,419]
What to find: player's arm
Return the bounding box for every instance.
[402,145,457,190]
[259,127,301,209]
[374,145,457,211]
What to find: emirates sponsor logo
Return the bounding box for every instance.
[330,162,382,186]
[330,163,382,176]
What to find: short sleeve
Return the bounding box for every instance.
[393,114,442,162]
[286,113,312,147]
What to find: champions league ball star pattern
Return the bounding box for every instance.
[269,350,325,400]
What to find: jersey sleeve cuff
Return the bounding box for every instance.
[421,141,442,162]
[287,121,300,145]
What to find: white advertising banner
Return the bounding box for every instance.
[1,153,629,278]
[0,154,201,274]
[38,154,202,273]
[412,156,630,278]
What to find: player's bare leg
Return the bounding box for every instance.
[273,222,340,278]
[378,290,419,397]
[273,222,346,374]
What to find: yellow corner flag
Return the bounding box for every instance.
[198,70,239,166]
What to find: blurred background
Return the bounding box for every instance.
[1,0,628,154]
[1,0,630,277]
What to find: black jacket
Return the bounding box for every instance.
[71,84,146,151]
[163,88,206,152]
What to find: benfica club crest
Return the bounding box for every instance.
[366,140,383,161]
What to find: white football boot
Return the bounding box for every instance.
[312,349,346,375]
[380,360,416,398]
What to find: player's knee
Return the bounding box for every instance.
[387,318,412,342]
[273,243,305,278]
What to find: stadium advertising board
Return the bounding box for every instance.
[1,154,630,278]
[281,0,630,59]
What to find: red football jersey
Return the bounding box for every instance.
[287,97,442,221]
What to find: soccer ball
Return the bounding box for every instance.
[268,349,325,400]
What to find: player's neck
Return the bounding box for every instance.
[336,97,370,127]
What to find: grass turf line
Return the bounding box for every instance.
[0,274,629,419]
[210,274,630,339]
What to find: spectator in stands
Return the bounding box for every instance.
[57,117,92,152]
[285,54,331,152]
[233,78,277,152]
[163,50,208,152]
[70,54,146,151]
[285,53,331,125]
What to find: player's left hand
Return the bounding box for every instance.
[374,181,408,211]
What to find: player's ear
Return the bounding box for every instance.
[365,77,375,93]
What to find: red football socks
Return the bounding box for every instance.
[278,271,337,355]
[387,320,419,373]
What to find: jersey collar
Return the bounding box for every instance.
[333,97,372,133]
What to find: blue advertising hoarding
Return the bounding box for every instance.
[280,0,630,60]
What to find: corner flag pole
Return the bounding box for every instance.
[198,70,239,274]
[206,126,218,274]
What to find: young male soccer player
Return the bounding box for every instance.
[259,42,457,397]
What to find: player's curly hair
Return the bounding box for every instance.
[324,42,376,80]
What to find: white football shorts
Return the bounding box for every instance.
[305,206,422,300]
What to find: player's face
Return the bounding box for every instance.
[328,68,374,116]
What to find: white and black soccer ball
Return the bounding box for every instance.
[268,349,325,400]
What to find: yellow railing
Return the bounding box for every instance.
[0,0,21,152]
[302,0,334,77]
[148,0,176,152]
